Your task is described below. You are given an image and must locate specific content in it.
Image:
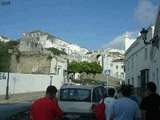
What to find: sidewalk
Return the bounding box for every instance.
[0,91,45,104]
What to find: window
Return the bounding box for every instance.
[145,48,148,59]
[116,72,119,77]
[93,88,99,102]
[128,79,130,84]
[121,65,124,69]
[60,89,91,102]
[93,87,104,102]
[116,65,118,69]
[121,72,124,78]
[132,77,134,86]
[141,69,149,88]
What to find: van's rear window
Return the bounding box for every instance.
[60,88,91,102]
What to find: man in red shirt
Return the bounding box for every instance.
[30,85,64,120]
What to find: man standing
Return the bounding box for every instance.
[140,82,160,120]
[109,85,140,120]
[128,85,139,105]
[104,88,116,120]
[30,85,64,120]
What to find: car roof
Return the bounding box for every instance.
[61,84,103,90]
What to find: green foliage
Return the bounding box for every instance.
[67,61,81,73]
[68,61,102,74]
[47,55,52,60]
[0,41,19,72]
[47,48,67,55]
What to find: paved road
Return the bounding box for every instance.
[0,91,45,103]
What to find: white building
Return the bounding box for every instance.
[125,26,154,87]
[125,24,160,94]
[111,59,125,80]
[98,49,125,81]
[125,9,160,95]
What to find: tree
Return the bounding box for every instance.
[91,62,102,74]
[68,61,82,73]
[47,47,67,56]
[68,61,102,79]
[0,41,19,72]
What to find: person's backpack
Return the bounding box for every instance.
[95,98,106,120]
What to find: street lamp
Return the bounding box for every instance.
[140,28,160,49]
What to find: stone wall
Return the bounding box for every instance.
[10,52,52,74]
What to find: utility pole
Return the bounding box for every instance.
[5,72,9,99]
[50,75,53,85]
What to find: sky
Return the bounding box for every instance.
[0,0,159,50]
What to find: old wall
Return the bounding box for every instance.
[10,52,51,74]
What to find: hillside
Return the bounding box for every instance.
[19,30,89,55]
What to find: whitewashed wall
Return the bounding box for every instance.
[102,55,125,80]
[0,70,64,95]
[112,61,125,80]
[125,27,153,88]
[125,26,160,91]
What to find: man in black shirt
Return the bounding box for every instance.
[140,82,160,120]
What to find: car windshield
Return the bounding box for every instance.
[60,88,91,102]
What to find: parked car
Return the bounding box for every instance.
[58,84,106,120]
[0,102,31,120]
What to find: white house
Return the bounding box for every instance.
[98,49,125,81]
[125,26,154,87]
[125,24,160,94]
[125,8,160,95]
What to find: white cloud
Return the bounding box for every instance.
[134,0,158,26]
[102,32,137,50]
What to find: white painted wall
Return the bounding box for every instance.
[112,61,124,79]
[125,27,154,88]
[103,56,112,74]
[125,26,160,95]
[102,55,125,80]
[0,70,65,95]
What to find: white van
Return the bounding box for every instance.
[58,84,106,120]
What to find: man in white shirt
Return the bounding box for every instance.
[104,88,116,120]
